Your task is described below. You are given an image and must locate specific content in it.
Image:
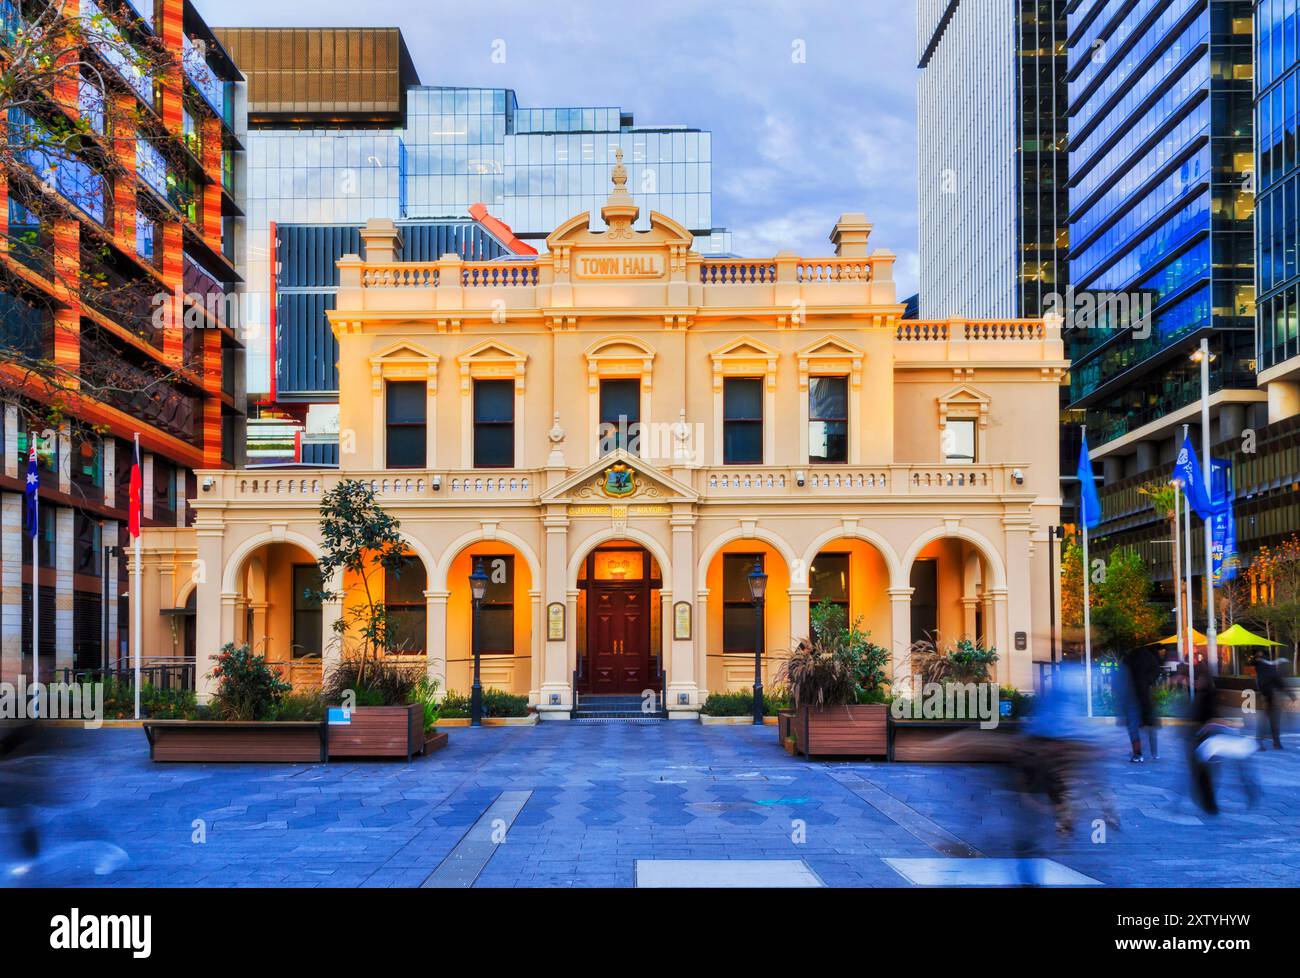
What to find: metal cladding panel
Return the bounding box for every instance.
[274,221,509,399]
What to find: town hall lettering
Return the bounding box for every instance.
[576,253,664,279]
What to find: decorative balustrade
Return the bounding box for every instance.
[462,263,539,287]
[361,264,439,288]
[701,465,1023,495]
[796,259,872,282]
[220,471,535,501]
[699,261,778,284]
[207,465,1022,504]
[896,320,1048,341]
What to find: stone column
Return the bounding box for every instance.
[248,601,270,657]
[788,586,812,646]
[538,513,571,717]
[887,586,913,689]
[667,512,700,715]
[1,492,21,683]
[695,588,710,697]
[1004,518,1033,689]
[320,591,343,684]
[54,507,74,674]
[193,524,225,701]
[529,589,543,706]
[990,588,1011,686]
[425,589,449,696]
[961,597,979,639]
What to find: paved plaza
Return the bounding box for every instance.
[3,721,1300,887]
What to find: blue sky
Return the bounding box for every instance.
[209,0,920,296]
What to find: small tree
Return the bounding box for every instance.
[1092,548,1167,654]
[314,479,410,688]
[1060,538,1089,630]
[1245,536,1300,671]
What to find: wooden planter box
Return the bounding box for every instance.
[143,721,326,763]
[793,704,888,758]
[777,711,795,745]
[889,720,1023,763]
[423,730,449,754]
[327,703,425,761]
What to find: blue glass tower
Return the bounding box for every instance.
[1258,0,1300,373]
[1065,0,1255,453]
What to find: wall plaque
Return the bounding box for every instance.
[547,602,566,642]
[673,601,692,641]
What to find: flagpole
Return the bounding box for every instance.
[1082,426,1093,718]
[133,432,142,721]
[1172,479,1184,663]
[1183,423,1196,698]
[1197,339,1218,676]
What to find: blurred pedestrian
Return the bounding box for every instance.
[1186,672,1259,814]
[1253,653,1294,751]
[1123,645,1161,762]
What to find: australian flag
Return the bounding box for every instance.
[24,442,38,538]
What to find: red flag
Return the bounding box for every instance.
[128,435,142,538]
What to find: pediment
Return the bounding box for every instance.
[457,338,527,363]
[711,335,779,361]
[370,340,438,363]
[540,449,698,504]
[937,384,992,427]
[796,334,865,361]
[546,210,694,251]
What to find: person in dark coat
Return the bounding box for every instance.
[1254,654,1295,750]
[1123,646,1162,761]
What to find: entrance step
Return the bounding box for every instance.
[573,694,667,721]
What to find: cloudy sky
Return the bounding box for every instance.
[208,0,920,296]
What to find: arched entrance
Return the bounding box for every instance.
[576,543,664,696]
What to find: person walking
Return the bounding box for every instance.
[1123,645,1161,762]
[1254,653,1295,751]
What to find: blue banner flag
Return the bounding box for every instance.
[1211,459,1237,583]
[1077,432,1101,529]
[1174,436,1219,519]
[24,443,39,539]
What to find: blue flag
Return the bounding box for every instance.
[24,442,38,539]
[1211,459,1237,583]
[1077,432,1101,529]
[1174,436,1220,519]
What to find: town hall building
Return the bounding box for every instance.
[138,154,1066,717]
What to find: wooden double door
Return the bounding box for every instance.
[585,583,655,695]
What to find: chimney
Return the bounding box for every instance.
[830,213,872,257]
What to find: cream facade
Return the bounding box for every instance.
[138,159,1067,716]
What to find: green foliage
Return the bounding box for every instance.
[322,655,420,708]
[906,637,1000,686]
[438,688,530,718]
[777,601,891,709]
[208,643,292,721]
[315,479,411,683]
[1092,548,1168,652]
[408,675,443,734]
[264,691,325,722]
[99,678,197,720]
[700,689,791,716]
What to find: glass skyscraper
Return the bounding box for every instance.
[235,81,728,394]
[1065,0,1255,453]
[1258,0,1300,375]
[917,0,1069,319]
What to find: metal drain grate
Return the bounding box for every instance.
[572,718,665,725]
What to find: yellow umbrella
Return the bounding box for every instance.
[1215,623,1283,647]
[1155,630,1207,646]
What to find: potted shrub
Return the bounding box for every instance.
[700,689,787,725]
[322,655,427,760]
[313,480,437,759]
[777,602,891,757]
[889,639,1023,761]
[410,675,448,754]
[143,644,327,763]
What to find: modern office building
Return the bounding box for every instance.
[0,0,245,685]
[917,0,1070,319]
[135,160,1064,709]
[1066,1,1255,464]
[215,27,731,405]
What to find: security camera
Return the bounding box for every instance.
[432,475,442,491]
[795,470,806,488]
[1012,468,1024,486]
[202,476,215,491]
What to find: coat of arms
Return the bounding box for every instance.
[601,463,638,498]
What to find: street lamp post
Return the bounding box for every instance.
[1192,340,1218,676]
[469,558,489,726]
[748,558,767,725]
